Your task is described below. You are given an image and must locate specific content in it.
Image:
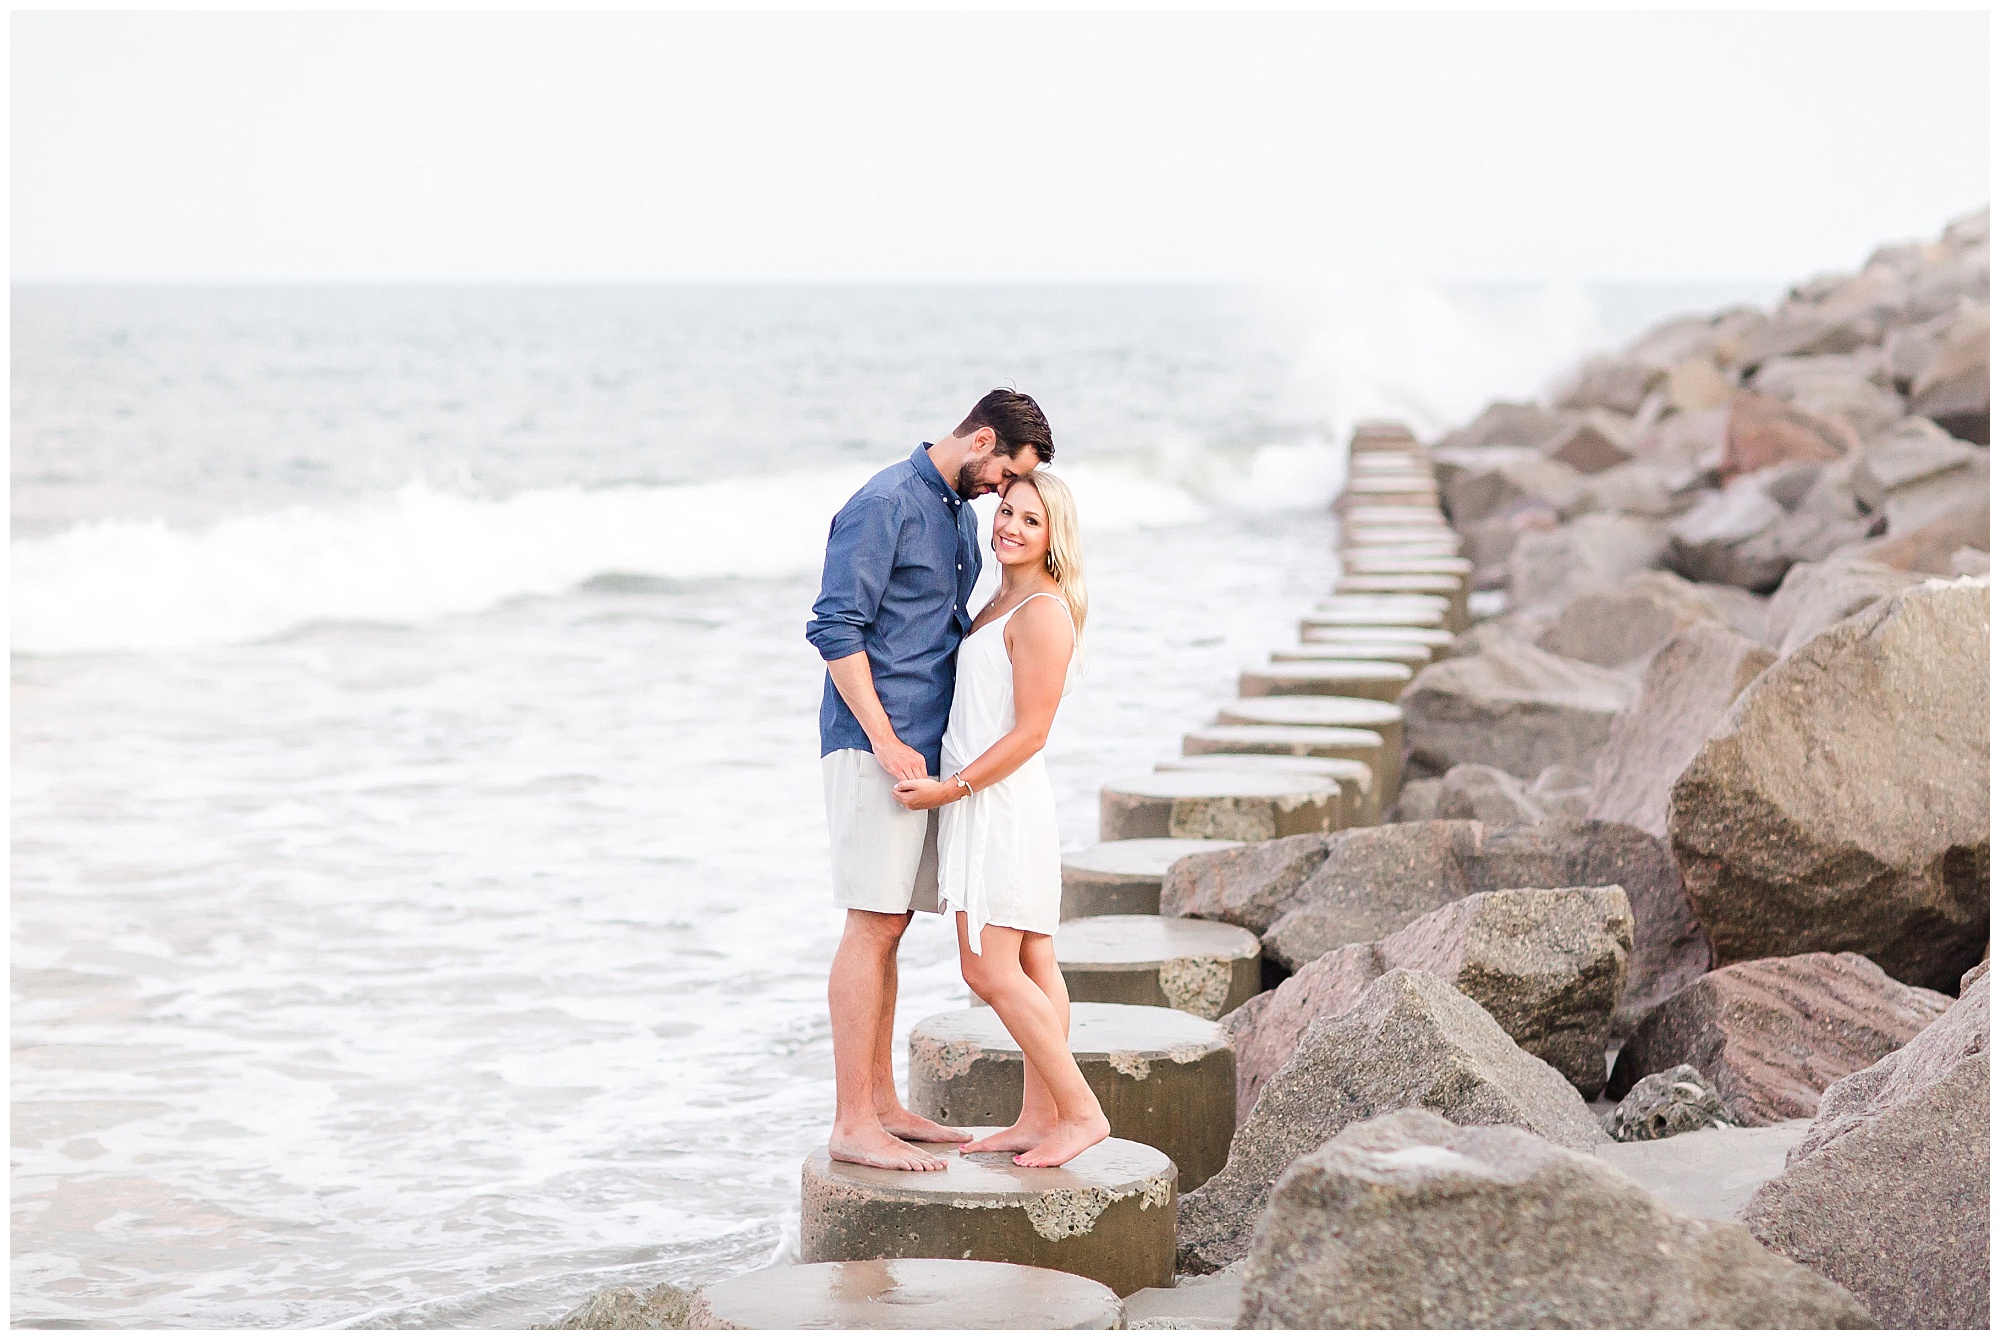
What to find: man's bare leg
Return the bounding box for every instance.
[827,910,944,1170]
[872,930,971,1144]
[960,930,1067,1153]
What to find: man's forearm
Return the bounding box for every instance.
[826,652,898,748]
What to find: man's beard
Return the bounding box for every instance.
[953,461,985,499]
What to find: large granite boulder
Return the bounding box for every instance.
[1504,514,1669,615]
[1260,818,1706,1033]
[1238,1109,1874,1328]
[1436,449,1581,529]
[1555,355,1665,416]
[1740,969,1989,1328]
[1534,569,1732,669]
[1435,400,1568,451]
[1907,303,1990,442]
[1668,578,1990,991]
[1258,821,1486,967]
[1176,970,1604,1273]
[1607,952,1951,1124]
[1850,493,1989,575]
[1587,622,1777,837]
[1156,833,1332,936]
[1760,553,1921,657]
[1432,763,1547,825]
[1466,820,1709,1033]
[1225,885,1631,1113]
[1399,636,1634,781]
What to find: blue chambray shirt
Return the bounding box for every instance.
[807,445,982,776]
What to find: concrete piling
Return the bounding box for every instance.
[1055,914,1262,1020]
[1213,695,1404,803]
[1239,657,1414,703]
[1059,839,1242,920]
[1099,771,1338,841]
[908,1002,1236,1193]
[1154,751,1372,828]
[799,1133,1177,1297]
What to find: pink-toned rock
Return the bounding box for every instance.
[1587,623,1776,836]
[1158,833,1333,935]
[1720,390,1859,481]
[1739,970,1989,1329]
[1607,952,1951,1125]
[1543,411,1636,475]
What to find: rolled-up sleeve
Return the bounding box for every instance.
[807,494,901,662]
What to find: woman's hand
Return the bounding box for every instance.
[892,778,958,811]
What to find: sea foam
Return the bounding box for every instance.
[12,445,1340,655]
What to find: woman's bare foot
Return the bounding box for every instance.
[828,1125,947,1172]
[1014,1113,1111,1168]
[957,1120,1055,1154]
[879,1107,971,1145]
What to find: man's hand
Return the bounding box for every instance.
[872,737,929,783]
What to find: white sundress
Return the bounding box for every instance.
[938,590,1077,955]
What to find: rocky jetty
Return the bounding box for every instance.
[549,208,1988,1330]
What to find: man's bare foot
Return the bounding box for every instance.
[1014,1114,1111,1168]
[878,1107,971,1145]
[958,1120,1056,1154]
[827,1126,947,1172]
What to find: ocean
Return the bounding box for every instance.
[10,280,1773,1327]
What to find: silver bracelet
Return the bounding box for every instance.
[952,773,974,798]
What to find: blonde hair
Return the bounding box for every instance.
[1013,470,1088,645]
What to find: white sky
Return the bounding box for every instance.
[11,8,1991,284]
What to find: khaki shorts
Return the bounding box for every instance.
[821,748,940,915]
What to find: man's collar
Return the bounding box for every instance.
[909,443,961,507]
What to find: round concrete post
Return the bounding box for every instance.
[1213,696,1403,804]
[1060,838,1240,920]
[1268,640,1433,670]
[1154,752,1371,824]
[1342,505,1451,527]
[908,1002,1235,1193]
[1055,915,1262,1020]
[688,1259,1125,1329]
[1333,572,1467,631]
[1239,657,1413,703]
[1341,553,1473,577]
[1342,525,1462,553]
[1301,607,1447,636]
[1099,771,1337,841]
[1178,725,1384,821]
[1299,623,1453,654]
[800,1132,1176,1297]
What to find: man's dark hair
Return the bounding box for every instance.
[955,389,1054,464]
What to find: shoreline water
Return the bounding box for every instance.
[11,279,1796,1327]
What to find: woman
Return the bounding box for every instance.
[891,470,1107,1168]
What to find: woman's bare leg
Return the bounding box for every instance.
[954,916,1108,1166]
[959,928,1066,1153]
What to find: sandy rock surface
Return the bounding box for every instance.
[1236,1109,1872,1328]
[1176,969,1604,1274]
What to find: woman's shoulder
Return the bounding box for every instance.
[1007,589,1076,644]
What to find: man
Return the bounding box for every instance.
[806,389,1056,1170]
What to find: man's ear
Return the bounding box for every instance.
[973,425,997,455]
